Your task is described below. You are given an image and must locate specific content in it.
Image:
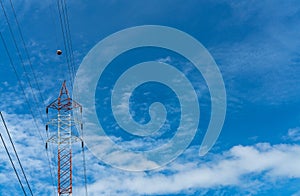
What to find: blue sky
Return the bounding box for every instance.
[1,0,300,195]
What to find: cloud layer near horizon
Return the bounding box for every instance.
[77,141,300,195]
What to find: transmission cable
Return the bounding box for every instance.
[0,0,47,125]
[0,121,27,195]
[56,0,74,87]
[0,33,45,142]
[81,129,88,196]
[61,0,77,79]
[0,112,33,196]
[58,0,82,140]
[56,1,88,195]
[8,0,47,111]
[5,1,57,194]
[1,2,56,193]
[60,2,88,194]
[0,32,56,195]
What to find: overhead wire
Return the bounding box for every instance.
[81,123,88,196]
[0,129,27,196]
[0,113,28,195]
[58,0,80,133]
[0,33,56,196]
[0,33,45,142]
[0,112,33,196]
[0,1,57,194]
[0,0,47,125]
[8,0,47,112]
[64,1,89,193]
[81,143,88,196]
[37,0,81,194]
[2,0,88,193]
[56,1,88,194]
[61,0,77,79]
[56,0,74,87]
[8,0,57,193]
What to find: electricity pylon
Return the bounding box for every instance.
[46,80,82,196]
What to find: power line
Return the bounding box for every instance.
[1,1,79,195]
[58,0,82,143]
[0,134,27,195]
[0,0,47,125]
[59,2,89,194]
[0,117,27,196]
[5,1,57,194]
[45,142,57,196]
[59,0,83,141]
[82,146,88,195]
[0,32,45,142]
[1,1,57,194]
[8,0,47,110]
[56,0,74,87]
[56,2,88,195]
[61,0,77,79]
[81,140,88,196]
[0,32,56,196]
[0,112,33,196]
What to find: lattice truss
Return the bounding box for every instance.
[46,81,83,196]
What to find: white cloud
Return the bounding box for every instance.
[73,142,300,195]
[1,110,300,195]
[284,127,300,142]
[0,112,56,195]
[210,1,300,106]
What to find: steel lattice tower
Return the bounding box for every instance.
[46,81,82,196]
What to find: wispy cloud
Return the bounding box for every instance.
[283,127,300,142]
[0,112,55,195]
[210,1,300,106]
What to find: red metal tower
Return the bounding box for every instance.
[46,81,82,196]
